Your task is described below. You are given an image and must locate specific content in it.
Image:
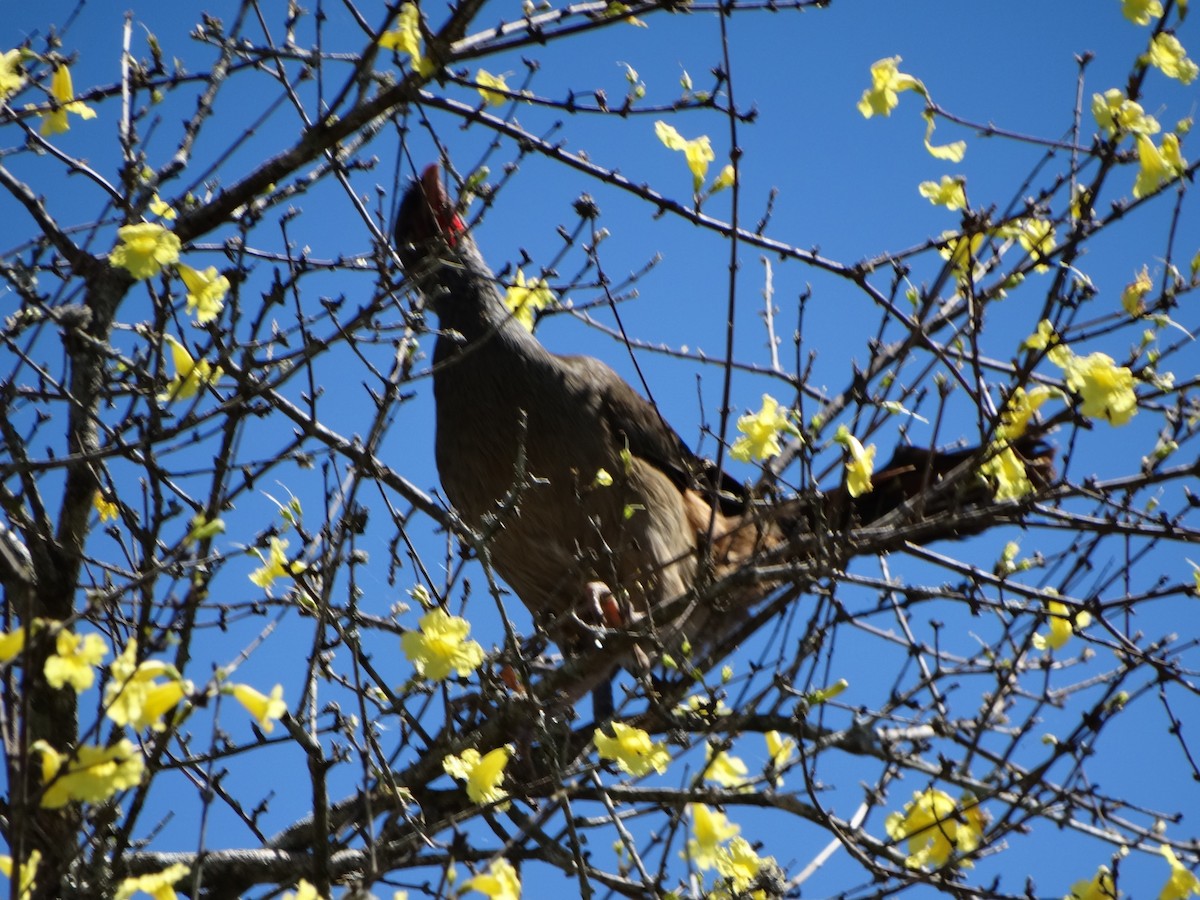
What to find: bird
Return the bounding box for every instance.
[393,163,1051,710]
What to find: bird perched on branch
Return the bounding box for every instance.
[394,163,1051,709]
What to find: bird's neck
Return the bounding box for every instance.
[417,238,548,361]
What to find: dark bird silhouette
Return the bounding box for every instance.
[394,163,1051,709]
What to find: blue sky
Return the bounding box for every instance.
[4,0,1199,896]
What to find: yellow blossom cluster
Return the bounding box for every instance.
[503,270,555,332]
[475,69,511,107]
[158,335,222,404]
[654,120,734,195]
[44,628,106,692]
[17,625,285,810]
[1031,590,1091,652]
[1159,844,1200,900]
[686,804,740,869]
[857,57,965,161]
[464,857,520,900]
[885,788,986,870]
[39,64,96,135]
[33,739,145,809]
[443,745,512,807]
[730,394,801,463]
[114,862,190,900]
[705,743,750,789]
[981,319,1144,500]
[834,425,876,497]
[110,223,182,281]
[593,721,670,777]
[683,804,777,898]
[401,608,485,682]
[104,641,191,733]
[0,849,41,899]
[228,682,288,732]
[249,536,306,591]
[379,3,436,77]
[1065,864,1117,900]
[0,627,26,664]
[178,264,231,324]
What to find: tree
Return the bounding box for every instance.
[1,0,1198,897]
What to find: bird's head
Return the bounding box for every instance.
[394,163,466,273]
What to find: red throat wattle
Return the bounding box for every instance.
[420,164,466,246]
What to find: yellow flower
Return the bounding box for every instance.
[714,837,770,893]
[1122,265,1154,316]
[503,269,554,332]
[475,69,510,106]
[765,730,796,774]
[248,536,305,589]
[229,682,286,732]
[0,627,26,663]
[857,56,924,118]
[1092,88,1160,138]
[114,862,190,900]
[1159,845,1200,900]
[443,745,512,807]
[938,230,985,279]
[1067,865,1119,900]
[1122,0,1163,24]
[686,804,740,870]
[1024,318,1059,352]
[593,722,670,777]
[379,4,436,78]
[1133,133,1187,199]
[710,164,736,193]
[149,194,176,221]
[1147,33,1199,85]
[44,629,107,692]
[655,121,715,192]
[158,335,221,403]
[281,881,325,900]
[834,425,876,498]
[997,385,1056,441]
[33,738,145,808]
[675,693,730,718]
[402,609,485,681]
[1070,184,1094,221]
[918,175,966,210]
[1032,594,1091,651]
[980,442,1034,501]
[109,222,181,280]
[39,65,97,135]
[1056,351,1137,426]
[0,849,40,900]
[923,110,967,162]
[705,744,749,788]
[94,491,119,522]
[729,394,799,462]
[464,857,520,900]
[0,49,25,97]
[884,788,986,870]
[1000,217,1057,272]
[177,264,230,325]
[105,645,190,732]
[186,514,226,543]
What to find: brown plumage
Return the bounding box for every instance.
[394,164,1051,704]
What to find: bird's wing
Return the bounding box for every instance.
[557,353,748,516]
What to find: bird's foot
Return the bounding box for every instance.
[583,580,627,629]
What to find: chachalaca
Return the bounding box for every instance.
[394,163,1052,708]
